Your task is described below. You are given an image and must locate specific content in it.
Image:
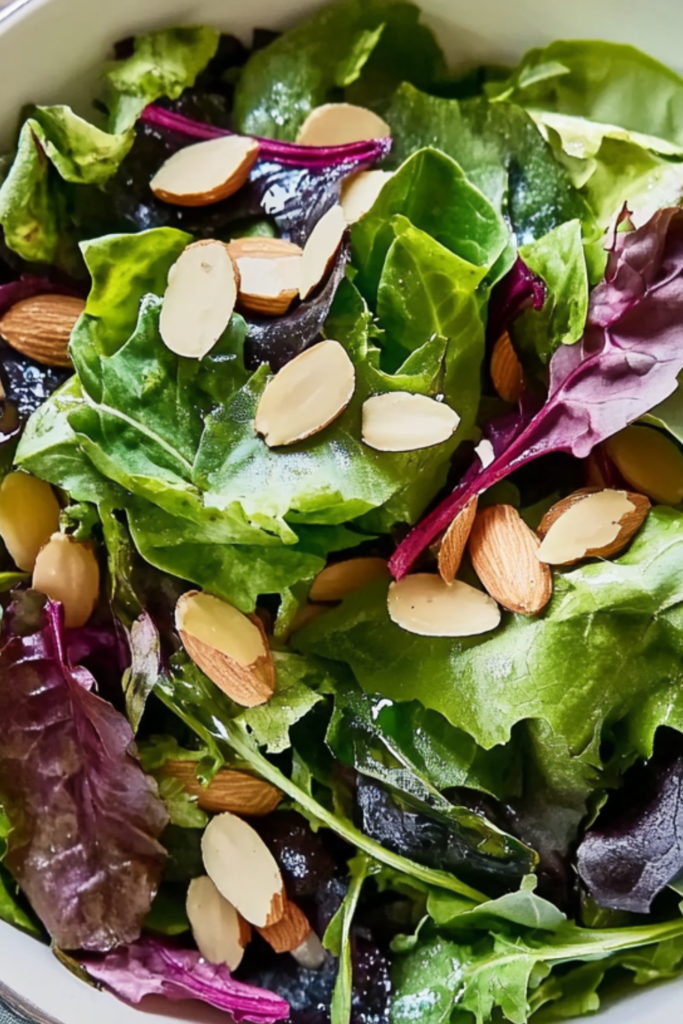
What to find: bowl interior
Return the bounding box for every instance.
[1,0,683,1020]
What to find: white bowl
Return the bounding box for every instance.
[1,0,683,1020]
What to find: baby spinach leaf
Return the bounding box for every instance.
[384,85,596,244]
[352,147,509,301]
[491,40,683,148]
[512,220,589,366]
[234,0,446,140]
[104,27,220,133]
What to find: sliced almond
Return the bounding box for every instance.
[606,425,683,505]
[226,237,303,316]
[0,294,83,368]
[150,135,260,206]
[255,339,355,447]
[388,574,500,637]
[0,472,61,572]
[468,505,552,616]
[256,899,312,954]
[309,556,389,602]
[176,591,275,708]
[491,331,524,404]
[160,240,238,359]
[32,533,100,628]
[186,875,252,969]
[202,811,285,928]
[536,488,651,565]
[438,497,478,584]
[296,103,391,147]
[474,439,495,469]
[299,204,347,300]
[340,170,393,224]
[163,762,282,816]
[362,392,460,452]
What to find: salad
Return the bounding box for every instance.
[4,0,683,1021]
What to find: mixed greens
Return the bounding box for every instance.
[4,2,683,1022]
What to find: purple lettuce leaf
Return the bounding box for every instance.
[81,936,290,1024]
[577,729,683,914]
[0,599,168,951]
[390,207,683,578]
[486,255,546,345]
[245,239,350,370]
[109,107,390,247]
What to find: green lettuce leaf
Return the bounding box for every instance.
[104,27,220,133]
[297,508,683,842]
[384,84,596,244]
[351,147,510,302]
[0,109,133,271]
[490,40,683,148]
[234,0,446,140]
[511,220,589,367]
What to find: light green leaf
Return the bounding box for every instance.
[428,875,565,933]
[30,105,134,184]
[104,27,220,133]
[238,652,325,754]
[325,855,373,1024]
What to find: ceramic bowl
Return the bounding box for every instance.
[0,0,682,1019]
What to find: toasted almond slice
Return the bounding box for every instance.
[176,591,275,708]
[0,294,83,368]
[187,875,252,969]
[468,505,552,615]
[299,205,347,300]
[309,556,390,602]
[362,392,460,452]
[255,339,355,447]
[0,472,61,572]
[340,170,393,224]
[150,135,260,206]
[491,331,524,404]
[388,574,500,637]
[227,237,303,316]
[257,899,312,954]
[160,240,239,359]
[606,425,683,505]
[202,811,285,927]
[536,488,651,565]
[296,103,391,147]
[438,497,478,584]
[163,762,282,816]
[32,533,100,628]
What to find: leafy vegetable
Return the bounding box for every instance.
[428,875,565,934]
[390,207,683,576]
[512,220,589,366]
[384,84,596,244]
[238,652,325,754]
[81,936,290,1023]
[300,508,683,845]
[324,854,373,1024]
[0,600,168,950]
[0,807,40,937]
[122,612,161,732]
[577,728,683,913]
[491,40,683,148]
[234,0,447,140]
[104,27,221,133]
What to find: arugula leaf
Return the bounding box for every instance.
[512,220,589,366]
[122,612,161,733]
[324,855,373,1024]
[234,0,446,140]
[384,85,596,244]
[491,40,683,148]
[104,27,220,133]
[299,508,683,843]
[155,656,487,902]
[427,875,565,934]
[351,147,509,302]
